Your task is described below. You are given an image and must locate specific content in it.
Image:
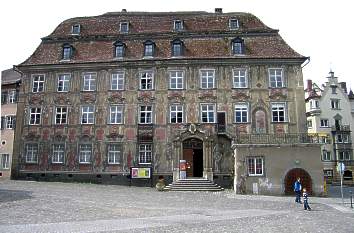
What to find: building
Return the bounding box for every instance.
[1,68,21,179]
[13,9,323,195]
[306,71,354,184]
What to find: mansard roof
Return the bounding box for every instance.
[19,11,306,67]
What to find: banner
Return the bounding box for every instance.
[131,167,152,179]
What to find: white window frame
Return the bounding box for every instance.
[268,68,284,88]
[271,102,287,122]
[338,151,351,161]
[331,99,340,109]
[139,71,154,90]
[1,154,10,169]
[79,144,92,164]
[324,169,333,177]
[322,150,331,161]
[32,75,45,93]
[139,105,153,124]
[82,73,96,91]
[25,143,38,163]
[233,69,248,88]
[200,104,216,123]
[174,20,183,31]
[8,90,16,103]
[337,134,350,143]
[71,24,81,35]
[5,115,14,129]
[57,74,70,92]
[111,72,125,90]
[307,120,312,129]
[139,144,152,164]
[170,104,183,123]
[107,144,121,164]
[55,107,68,125]
[109,105,124,124]
[52,144,65,164]
[169,71,184,89]
[120,22,129,33]
[200,69,215,89]
[310,100,320,109]
[81,106,95,124]
[234,103,249,123]
[247,156,264,176]
[229,19,239,30]
[29,107,41,125]
[320,119,329,127]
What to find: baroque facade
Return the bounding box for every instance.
[305,71,354,184]
[13,9,323,194]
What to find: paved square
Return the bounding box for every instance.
[0,180,353,232]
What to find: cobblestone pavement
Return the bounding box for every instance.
[0,180,353,233]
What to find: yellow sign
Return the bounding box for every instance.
[131,167,151,179]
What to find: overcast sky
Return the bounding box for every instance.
[1,0,353,89]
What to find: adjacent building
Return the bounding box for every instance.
[306,71,354,184]
[0,69,21,179]
[12,9,323,195]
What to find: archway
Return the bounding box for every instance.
[284,168,312,195]
[182,138,203,177]
[343,170,353,180]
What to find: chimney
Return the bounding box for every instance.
[307,80,312,91]
[122,9,127,12]
[340,82,347,93]
[215,8,223,14]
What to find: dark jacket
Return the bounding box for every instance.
[294,181,302,192]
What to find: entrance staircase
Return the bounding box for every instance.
[164,178,224,191]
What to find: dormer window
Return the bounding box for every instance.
[171,39,184,57]
[174,20,183,31]
[229,19,239,30]
[62,44,73,60]
[231,37,244,55]
[144,40,155,57]
[114,41,125,58]
[120,22,129,33]
[71,24,81,35]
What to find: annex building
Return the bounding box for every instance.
[12,9,323,195]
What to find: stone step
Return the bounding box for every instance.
[165,179,224,191]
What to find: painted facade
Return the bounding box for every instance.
[305,71,354,184]
[12,10,323,194]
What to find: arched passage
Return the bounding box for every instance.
[284,168,312,195]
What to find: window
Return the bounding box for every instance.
[248,156,263,176]
[139,144,152,164]
[338,151,351,161]
[139,71,154,90]
[55,107,68,124]
[62,44,73,60]
[337,134,349,143]
[114,41,125,58]
[331,87,337,94]
[169,71,184,89]
[320,119,329,127]
[200,104,215,123]
[271,103,286,122]
[120,22,129,33]
[144,40,155,57]
[32,75,45,93]
[57,74,70,92]
[235,104,248,123]
[307,120,312,128]
[331,99,340,109]
[29,107,41,125]
[200,70,215,89]
[111,72,125,90]
[109,105,123,124]
[79,144,92,163]
[107,144,121,164]
[1,91,8,104]
[8,90,17,103]
[231,38,244,55]
[324,169,333,178]
[229,19,239,30]
[174,20,183,31]
[233,69,248,88]
[139,105,153,124]
[310,100,320,109]
[71,24,80,34]
[170,105,183,123]
[172,40,183,57]
[52,144,64,163]
[82,73,96,91]
[322,150,331,161]
[81,106,94,124]
[1,154,10,169]
[6,116,15,129]
[269,68,284,88]
[320,136,329,144]
[25,143,38,163]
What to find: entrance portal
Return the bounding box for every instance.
[183,138,203,177]
[284,168,312,195]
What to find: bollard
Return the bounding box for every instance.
[350,191,353,208]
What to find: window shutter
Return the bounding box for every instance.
[1,91,8,104]
[13,117,16,129]
[1,117,5,129]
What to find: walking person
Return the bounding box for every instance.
[303,188,311,211]
[294,177,302,203]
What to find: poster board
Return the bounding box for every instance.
[131,167,152,179]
